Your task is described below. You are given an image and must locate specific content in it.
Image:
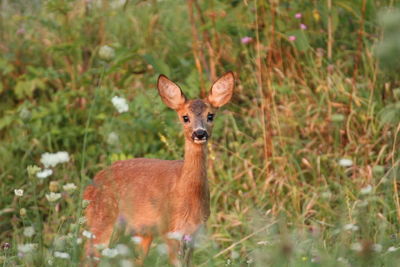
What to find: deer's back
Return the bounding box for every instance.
[84,158,183,234]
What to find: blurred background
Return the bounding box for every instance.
[1,0,400,266]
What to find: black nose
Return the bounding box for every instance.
[193,129,208,139]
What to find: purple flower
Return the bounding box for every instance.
[300,24,307,30]
[16,28,25,35]
[241,36,253,44]
[183,234,192,243]
[288,35,296,41]
[295,13,302,19]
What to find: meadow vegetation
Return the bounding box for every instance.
[1,0,400,266]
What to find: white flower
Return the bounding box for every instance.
[45,192,62,202]
[156,244,168,255]
[102,248,119,258]
[78,217,87,225]
[18,243,37,253]
[111,96,129,113]
[107,132,119,145]
[166,231,183,240]
[343,224,359,232]
[63,183,77,193]
[99,45,115,61]
[131,236,142,244]
[23,226,35,237]
[231,250,239,259]
[360,184,372,195]
[14,189,24,197]
[82,230,95,239]
[387,246,398,252]
[372,243,382,252]
[338,158,353,167]
[40,152,70,168]
[116,244,130,255]
[36,169,53,179]
[110,0,126,9]
[350,242,362,252]
[76,238,83,244]
[120,259,133,267]
[94,243,107,250]
[54,251,70,259]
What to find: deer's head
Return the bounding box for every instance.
[157,72,234,145]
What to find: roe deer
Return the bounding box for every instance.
[83,72,234,266]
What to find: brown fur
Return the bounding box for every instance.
[83,72,234,266]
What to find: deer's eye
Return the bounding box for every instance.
[207,113,214,122]
[182,115,190,123]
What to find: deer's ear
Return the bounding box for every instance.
[157,75,187,110]
[207,72,234,108]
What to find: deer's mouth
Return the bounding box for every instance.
[193,137,207,144]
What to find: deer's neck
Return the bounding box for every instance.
[180,141,207,185]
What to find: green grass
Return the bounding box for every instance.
[1,0,400,266]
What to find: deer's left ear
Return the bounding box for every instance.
[207,72,234,108]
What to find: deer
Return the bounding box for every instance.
[83,72,234,266]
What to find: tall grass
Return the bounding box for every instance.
[0,0,399,266]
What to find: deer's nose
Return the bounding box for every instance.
[193,129,208,139]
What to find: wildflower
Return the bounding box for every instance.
[14,189,24,197]
[99,45,115,61]
[241,36,253,44]
[343,223,359,231]
[360,184,372,195]
[1,243,11,250]
[300,23,307,30]
[20,208,27,216]
[166,231,183,240]
[350,242,362,252]
[23,226,35,237]
[295,13,302,19]
[40,152,70,168]
[111,96,129,113]
[82,200,90,208]
[120,259,133,267]
[82,230,95,239]
[63,183,77,193]
[288,35,296,41]
[183,234,192,243]
[49,181,59,192]
[116,244,130,255]
[107,132,119,145]
[94,244,107,250]
[231,250,239,259]
[102,248,119,258]
[321,191,332,199]
[37,169,53,179]
[18,243,37,253]
[338,158,353,167]
[16,27,26,35]
[257,241,269,245]
[76,238,83,245]
[27,165,41,177]
[372,243,382,252]
[387,246,398,252]
[156,244,168,255]
[131,236,143,244]
[78,217,87,225]
[54,251,70,259]
[45,192,61,202]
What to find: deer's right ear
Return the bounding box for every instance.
[157,75,187,110]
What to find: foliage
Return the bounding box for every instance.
[0,0,400,266]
